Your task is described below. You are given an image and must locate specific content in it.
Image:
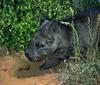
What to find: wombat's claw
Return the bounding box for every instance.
[39,64,50,70]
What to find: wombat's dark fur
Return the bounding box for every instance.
[25,7,100,70]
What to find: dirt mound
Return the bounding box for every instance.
[0,54,58,85]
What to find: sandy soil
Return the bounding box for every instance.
[0,54,58,85]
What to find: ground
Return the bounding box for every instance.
[0,53,58,85]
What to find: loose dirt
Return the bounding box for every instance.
[0,54,58,85]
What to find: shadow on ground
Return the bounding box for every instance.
[8,53,56,78]
[0,53,57,85]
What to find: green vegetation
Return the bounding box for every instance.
[0,0,99,51]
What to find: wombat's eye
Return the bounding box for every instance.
[35,43,44,48]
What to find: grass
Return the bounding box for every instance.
[59,17,100,85]
[59,45,100,85]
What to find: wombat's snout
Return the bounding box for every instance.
[25,50,33,61]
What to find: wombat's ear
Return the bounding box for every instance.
[39,15,46,24]
[62,16,73,23]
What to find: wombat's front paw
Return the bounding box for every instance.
[39,63,50,70]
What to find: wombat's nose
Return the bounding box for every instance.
[25,51,29,57]
[25,53,32,61]
[25,50,33,61]
[24,49,29,56]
